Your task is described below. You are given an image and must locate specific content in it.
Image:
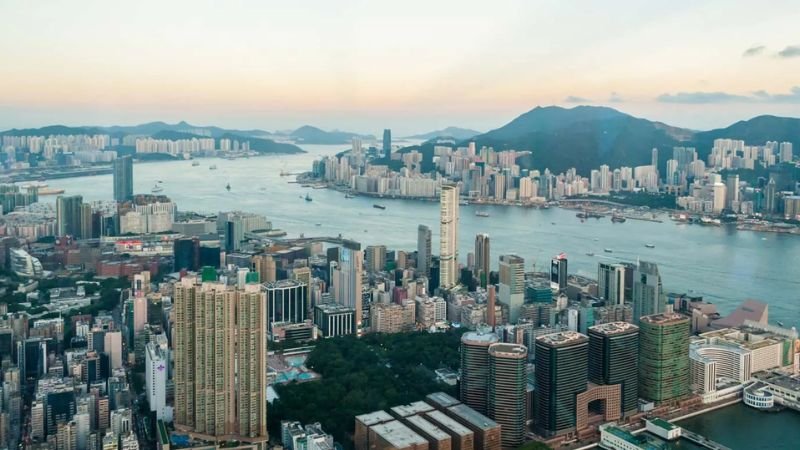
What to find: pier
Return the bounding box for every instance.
[679,428,731,450]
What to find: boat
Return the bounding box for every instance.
[38,187,66,195]
[192,161,200,167]
[209,165,218,170]
[345,194,353,199]
[699,216,722,226]
[586,252,595,257]
[459,200,469,206]
[373,204,386,210]
[151,184,163,193]
[777,321,785,327]
[611,214,627,223]
[305,193,312,202]
[315,223,322,226]
[645,243,655,248]
[475,211,490,217]
[225,183,231,191]
[604,248,613,253]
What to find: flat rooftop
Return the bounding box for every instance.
[356,410,394,426]
[391,401,434,418]
[425,411,472,437]
[488,343,527,358]
[536,331,588,347]
[648,418,678,431]
[589,321,639,335]
[315,302,355,314]
[640,313,688,325]
[461,331,499,345]
[370,420,429,448]
[447,404,498,431]
[426,392,461,409]
[405,415,451,441]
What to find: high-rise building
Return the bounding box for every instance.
[439,185,459,289]
[113,156,134,203]
[459,332,499,415]
[632,261,665,323]
[80,203,93,240]
[638,313,690,403]
[382,129,392,156]
[417,225,432,277]
[550,254,567,291]
[332,241,364,328]
[534,331,588,437]
[265,279,309,332]
[252,254,276,283]
[588,322,639,415]
[56,195,84,238]
[173,278,268,441]
[145,342,168,420]
[725,174,739,209]
[487,343,527,448]
[365,245,387,272]
[474,234,490,288]
[314,303,356,338]
[597,262,625,306]
[498,255,524,323]
[173,237,200,272]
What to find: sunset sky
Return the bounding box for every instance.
[1,0,799,135]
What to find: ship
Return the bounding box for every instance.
[699,216,721,226]
[475,211,490,217]
[192,161,200,167]
[226,183,231,191]
[604,248,613,253]
[345,194,353,199]
[645,243,655,248]
[373,204,386,210]
[38,187,65,195]
[586,252,595,257]
[209,165,218,170]
[305,193,312,202]
[611,214,627,223]
[151,184,164,193]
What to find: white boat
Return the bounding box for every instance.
[209,165,218,170]
[151,184,163,193]
[604,248,613,253]
[192,161,200,167]
[475,211,489,217]
[645,243,655,248]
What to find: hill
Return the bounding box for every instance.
[98,121,271,138]
[407,126,482,141]
[289,125,373,145]
[0,125,103,136]
[218,133,304,154]
[692,115,800,153]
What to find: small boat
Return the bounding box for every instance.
[192,161,200,167]
[475,211,489,217]
[459,200,469,206]
[151,184,163,193]
[593,238,599,241]
[586,252,595,257]
[305,193,312,202]
[373,204,386,210]
[604,248,613,253]
[611,214,626,223]
[225,183,231,191]
[157,180,163,183]
[315,223,322,226]
[345,194,353,199]
[209,165,218,170]
[645,243,655,249]
[777,321,785,327]
[551,222,556,225]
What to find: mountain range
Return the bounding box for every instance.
[406,126,482,141]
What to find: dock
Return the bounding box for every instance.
[679,428,731,450]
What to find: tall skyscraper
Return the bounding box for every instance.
[488,343,527,448]
[651,147,658,171]
[382,129,392,156]
[173,278,268,441]
[332,241,364,328]
[173,237,200,272]
[632,261,665,322]
[499,254,524,323]
[638,313,690,403]
[112,156,134,203]
[588,322,639,415]
[550,254,567,291]
[474,233,490,288]
[417,225,432,277]
[534,331,588,437]
[597,262,625,306]
[439,185,459,289]
[725,174,739,209]
[459,331,499,415]
[364,245,387,272]
[56,195,84,238]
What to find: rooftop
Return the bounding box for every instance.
[447,404,498,431]
[461,331,499,345]
[390,401,434,418]
[426,392,461,409]
[425,411,472,437]
[648,418,678,431]
[315,302,355,314]
[404,415,450,441]
[640,313,689,325]
[488,343,527,358]
[369,420,429,448]
[356,410,394,426]
[536,331,588,347]
[589,321,639,335]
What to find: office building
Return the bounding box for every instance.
[314,303,356,338]
[474,234,490,288]
[56,195,84,238]
[550,255,567,291]
[266,279,309,332]
[252,254,277,283]
[113,156,134,203]
[638,313,690,403]
[534,331,588,437]
[173,278,268,441]
[439,185,459,289]
[487,343,527,448]
[417,225,432,277]
[632,261,665,323]
[365,245,388,272]
[383,129,392,156]
[588,322,639,415]
[173,237,200,272]
[498,255,524,324]
[332,241,364,328]
[459,332,499,415]
[597,262,625,306]
[145,342,169,420]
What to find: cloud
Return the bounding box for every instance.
[564,95,590,103]
[608,92,624,103]
[777,45,800,58]
[657,87,800,104]
[742,45,765,57]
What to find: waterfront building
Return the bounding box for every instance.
[533,331,588,437]
[598,262,625,306]
[439,185,459,289]
[588,322,639,415]
[112,155,134,203]
[460,332,499,415]
[498,255,524,323]
[417,225,432,277]
[474,233,490,288]
[487,343,527,448]
[173,278,268,441]
[638,313,690,403]
[632,261,665,323]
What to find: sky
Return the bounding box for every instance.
[1,0,800,135]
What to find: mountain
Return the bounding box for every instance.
[693,115,800,151]
[407,126,482,141]
[0,125,104,136]
[289,125,373,145]
[218,133,304,154]
[98,121,271,138]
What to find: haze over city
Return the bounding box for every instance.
[1,0,800,134]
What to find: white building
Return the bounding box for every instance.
[145,341,169,421]
[439,185,459,289]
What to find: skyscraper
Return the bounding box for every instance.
[638,313,690,403]
[439,185,459,289]
[173,278,268,441]
[597,262,625,306]
[550,254,567,291]
[364,245,387,272]
[460,331,499,415]
[332,241,364,328]
[265,279,309,332]
[173,237,200,272]
[499,254,524,323]
[382,129,392,156]
[534,331,588,437]
[56,195,83,238]
[488,343,527,448]
[588,322,639,415]
[632,261,665,323]
[417,225,432,277]
[474,233,490,288]
[112,156,134,203]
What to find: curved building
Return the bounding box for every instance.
[460,331,499,415]
[9,247,43,278]
[488,343,527,449]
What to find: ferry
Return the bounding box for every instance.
[586,252,595,257]
[645,243,655,249]
[611,214,627,223]
[699,216,722,226]
[475,211,490,217]
[151,184,164,193]
[373,204,386,210]
[604,248,613,253]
